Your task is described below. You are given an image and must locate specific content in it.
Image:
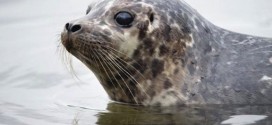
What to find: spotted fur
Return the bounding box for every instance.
[61,0,272,106]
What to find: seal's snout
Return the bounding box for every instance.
[65,23,82,33]
[61,22,84,52]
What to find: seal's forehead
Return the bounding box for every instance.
[86,0,194,23]
[89,0,132,8]
[86,0,154,17]
[88,0,189,9]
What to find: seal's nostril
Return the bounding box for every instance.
[65,23,82,33]
[65,23,70,31]
[71,25,82,32]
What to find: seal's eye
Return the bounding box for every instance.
[114,11,134,28]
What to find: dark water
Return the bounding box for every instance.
[77,104,272,125]
[0,0,271,125]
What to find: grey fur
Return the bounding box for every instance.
[61,0,272,106]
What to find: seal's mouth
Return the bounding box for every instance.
[61,34,104,63]
[61,32,73,53]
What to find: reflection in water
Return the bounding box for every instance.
[221,115,267,125]
[92,103,272,125]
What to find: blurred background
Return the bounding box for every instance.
[0,0,271,125]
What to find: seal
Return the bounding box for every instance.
[61,0,272,106]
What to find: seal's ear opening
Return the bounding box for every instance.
[149,13,154,23]
[86,6,92,15]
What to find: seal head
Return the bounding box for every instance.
[61,0,272,106]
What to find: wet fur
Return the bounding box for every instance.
[61,0,272,106]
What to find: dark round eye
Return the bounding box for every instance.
[114,11,134,28]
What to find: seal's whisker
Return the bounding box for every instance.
[68,54,79,79]
[108,51,146,79]
[66,54,79,80]
[92,49,130,102]
[107,51,150,98]
[98,50,139,105]
[107,53,149,102]
[91,51,119,90]
[105,51,149,100]
[248,45,272,52]
[74,40,141,67]
[56,40,63,50]
[57,44,79,79]
[87,50,117,89]
[76,50,115,89]
[247,51,272,55]
[105,46,144,69]
[90,50,120,91]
